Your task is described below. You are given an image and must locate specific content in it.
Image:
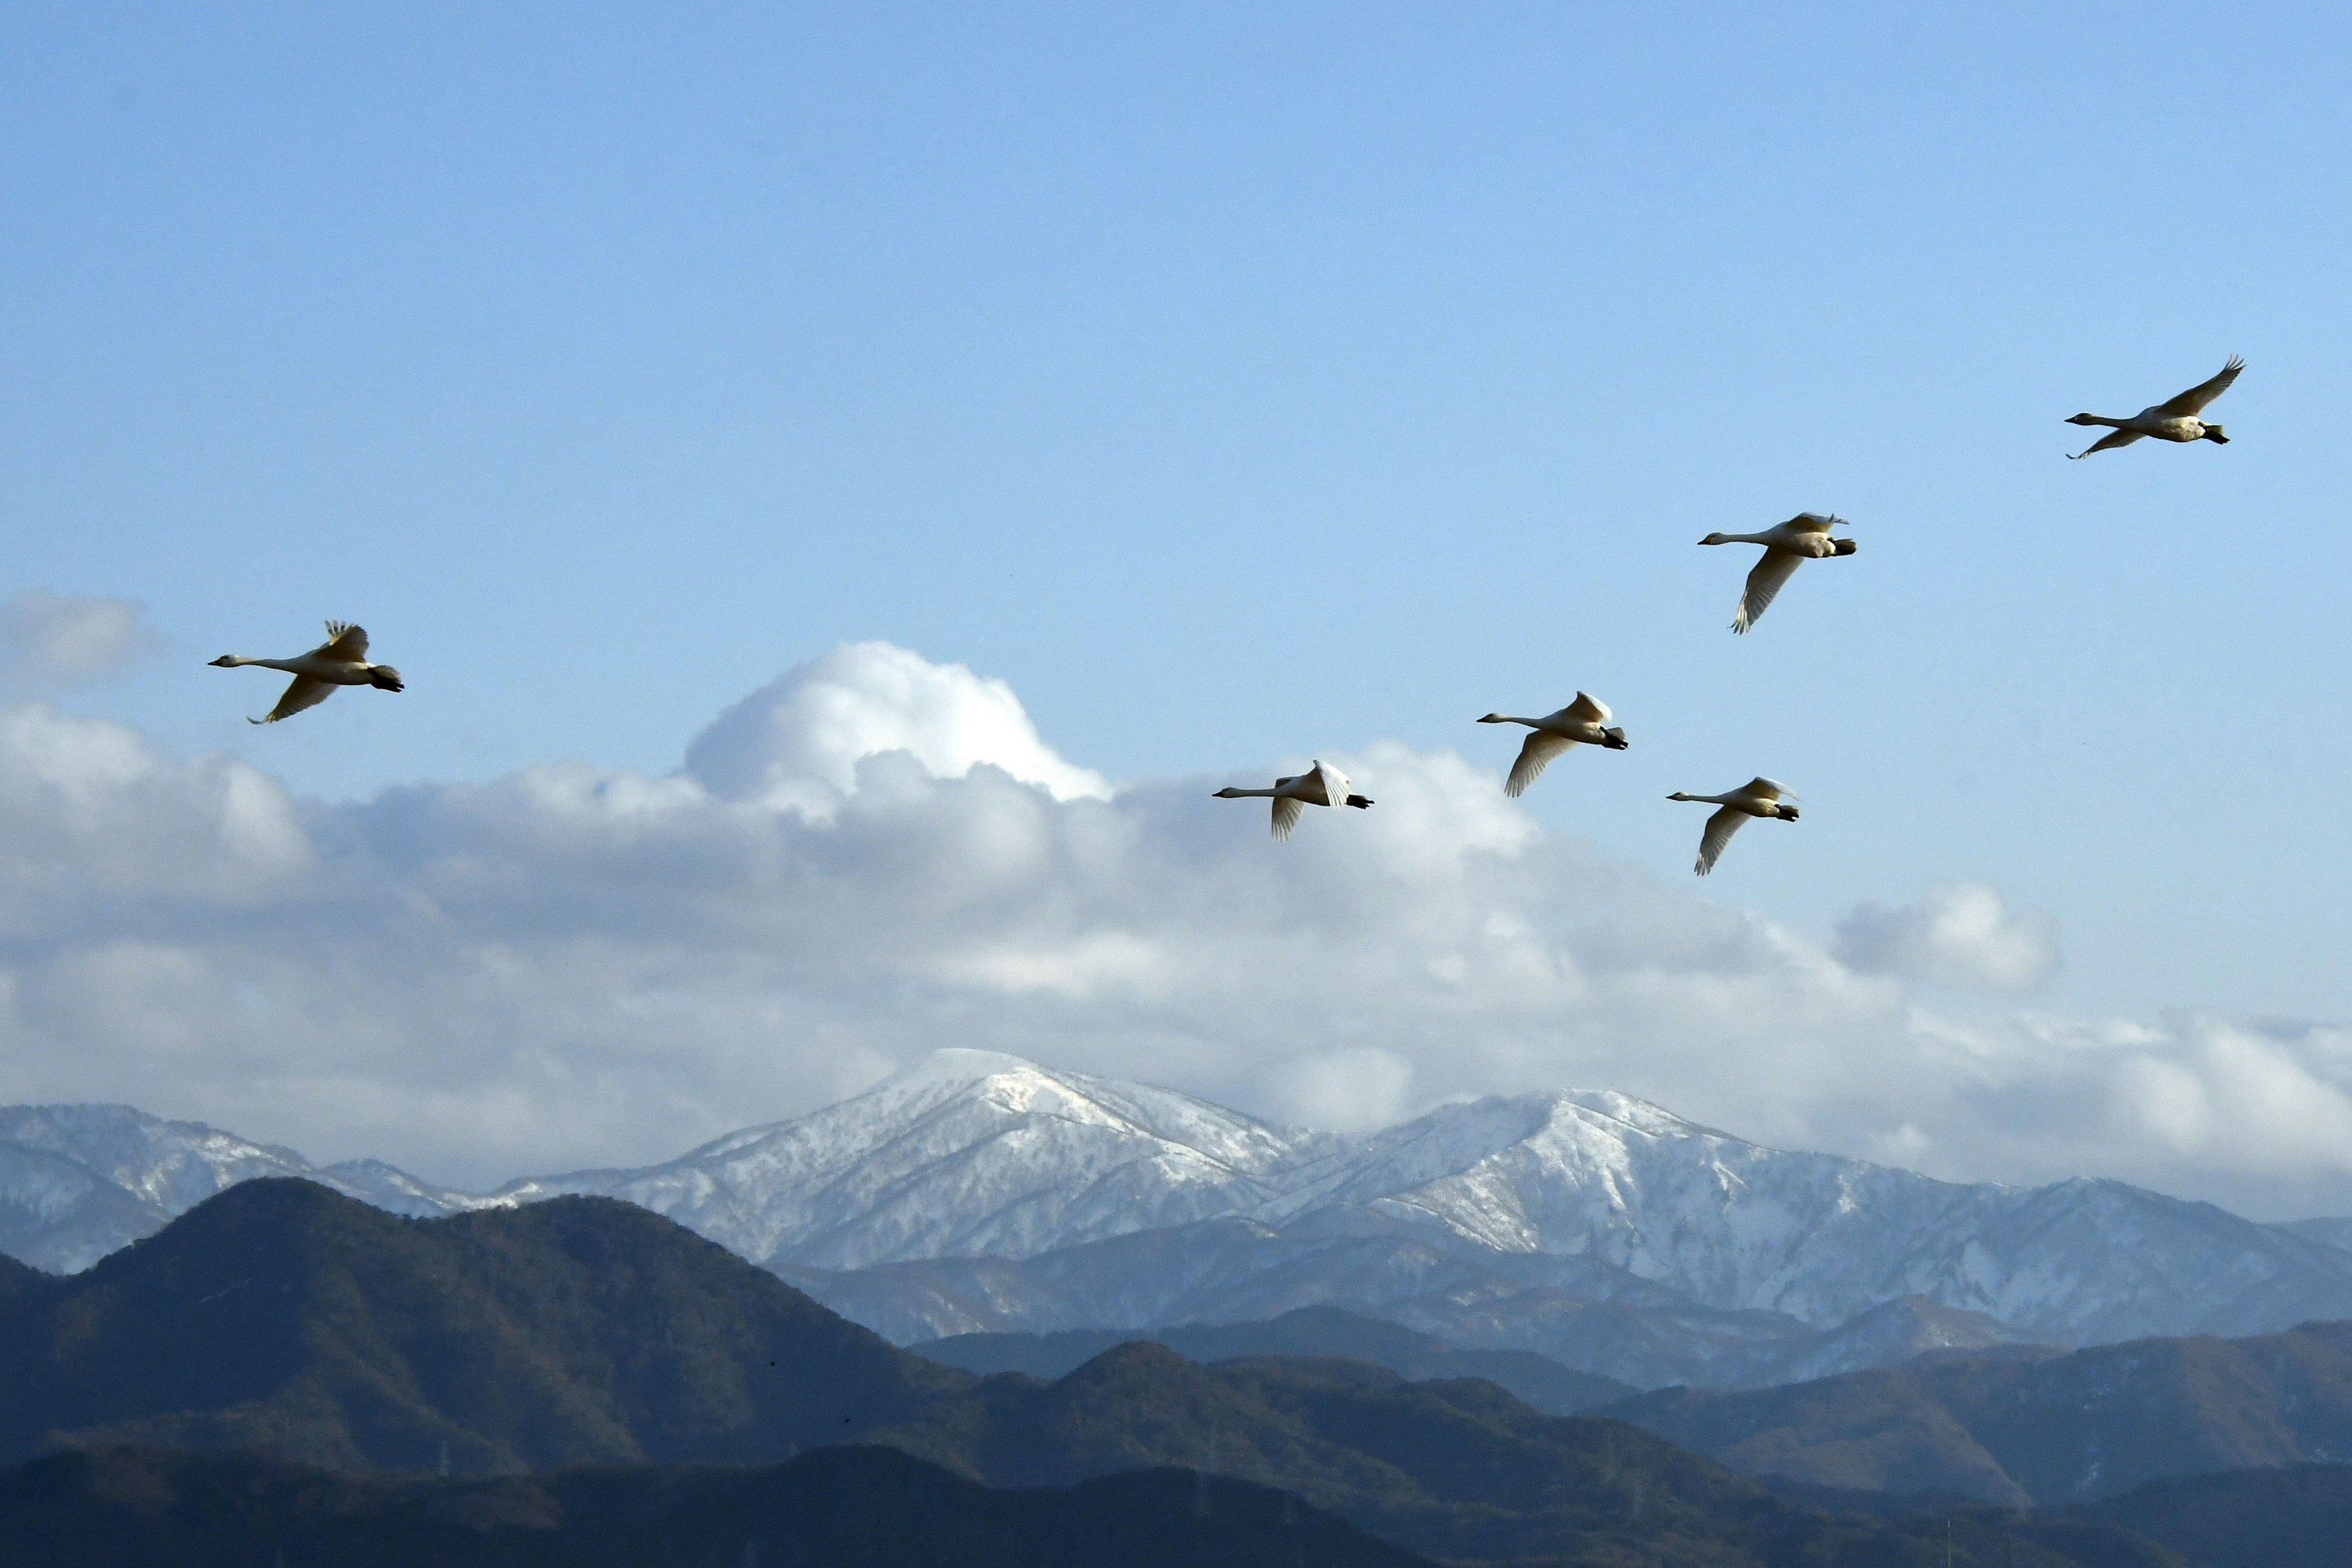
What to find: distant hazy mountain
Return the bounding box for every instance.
[0,1445,1433,1568]
[8,1051,2351,1385]
[786,1215,2050,1389]
[496,1049,1347,1270]
[0,1104,477,1272]
[0,1178,963,1471]
[913,1304,1638,1415]
[1607,1316,2352,1505]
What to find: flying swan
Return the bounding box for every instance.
[1214,760,1373,840]
[1477,692,1627,797]
[2066,356,2243,459]
[1698,513,1856,634]
[209,620,405,724]
[1668,777,1798,875]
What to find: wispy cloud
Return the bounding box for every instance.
[0,590,161,693]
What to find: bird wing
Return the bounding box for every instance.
[317,622,369,661]
[1271,796,1306,841]
[1733,551,1804,633]
[1567,691,1611,724]
[1311,763,1349,806]
[1744,777,1790,802]
[252,674,336,725]
[1506,732,1576,798]
[2157,355,2244,417]
[1785,512,1838,533]
[2067,429,2145,459]
[1695,805,1747,875]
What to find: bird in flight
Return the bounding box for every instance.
[1213,760,1373,840]
[210,620,405,724]
[1698,513,1858,634]
[1667,777,1798,875]
[1477,692,1627,797]
[2065,356,2243,459]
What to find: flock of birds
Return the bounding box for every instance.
[1202,355,2247,872]
[208,358,2244,876]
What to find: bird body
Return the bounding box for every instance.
[2066,356,2242,458]
[1213,760,1373,840]
[210,621,404,723]
[1478,691,1627,797]
[1698,513,1857,633]
[1667,776,1798,875]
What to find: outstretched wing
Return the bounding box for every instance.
[252,674,335,725]
[1506,732,1575,797]
[1695,805,1747,875]
[1744,777,1791,802]
[2157,355,2244,417]
[1733,551,1804,633]
[317,621,369,661]
[1270,796,1306,841]
[1785,512,1839,533]
[1566,691,1611,724]
[2068,429,2146,459]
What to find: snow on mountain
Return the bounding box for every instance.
[1267,1088,2352,1341]
[5,1052,2349,1367]
[496,1049,1345,1269]
[0,1104,472,1272]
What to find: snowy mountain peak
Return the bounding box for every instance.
[877,1047,1040,1092]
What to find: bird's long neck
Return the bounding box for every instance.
[2075,414,2127,428]
[1715,532,1774,546]
[222,655,304,672]
[1672,791,1729,805]
[1224,788,1279,798]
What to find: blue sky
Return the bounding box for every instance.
[3,5,2350,1197]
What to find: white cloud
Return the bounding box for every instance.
[683,641,1109,819]
[1834,882,2062,995]
[0,641,2346,1218]
[0,590,160,692]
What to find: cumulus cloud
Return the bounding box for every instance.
[684,641,1109,818]
[0,640,2345,1218]
[1834,882,2061,994]
[0,590,160,692]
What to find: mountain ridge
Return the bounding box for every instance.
[9,1051,2351,1384]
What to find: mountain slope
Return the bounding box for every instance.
[0,1444,1433,1568]
[0,1178,965,1471]
[0,1105,474,1273]
[9,1053,2351,1370]
[1608,1317,2352,1503]
[915,1304,1637,1414]
[869,1342,2171,1566]
[2078,1461,2352,1568]
[499,1049,1338,1270]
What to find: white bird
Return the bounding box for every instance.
[1698,513,1857,634]
[209,620,405,724]
[2067,356,2242,459]
[1477,692,1627,797]
[1667,777,1799,875]
[1213,760,1373,840]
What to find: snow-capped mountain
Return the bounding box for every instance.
[497,1049,1345,1269]
[0,1104,478,1272]
[6,1050,2350,1378]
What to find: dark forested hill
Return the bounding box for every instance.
[0,1178,967,1471]
[914,1304,1636,1414]
[2076,1461,2352,1568]
[1610,1317,2352,1504]
[0,1444,1433,1568]
[867,1343,2173,1566]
